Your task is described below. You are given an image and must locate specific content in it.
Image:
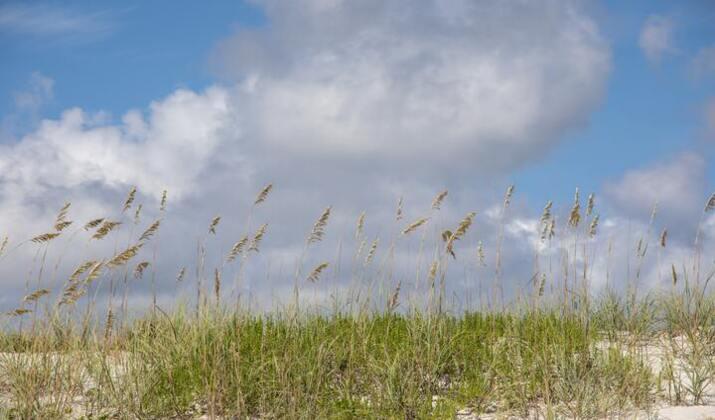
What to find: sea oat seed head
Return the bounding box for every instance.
[139,219,161,242]
[432,190,448,210]
[248,224,268,252]
[254,183,273,205]
[133,261,150,279]
[355,211,366,239]
[122,186,137,213]
[226,236,249,262]
[308,207,332,244]
[705,193,715,212]
[401,217,429,235]
[208,216,221,234]
[307,262,329,282]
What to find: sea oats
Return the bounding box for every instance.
[548,218,556,240]
[671,264,678,285]
[93,221,121,240]
[705,193,715,212]
[214,268,221,300]
[208,216,221,234]
[356,239,367,259]
[427,260,439,288]
[31,232,61,243]
[107,244,143,268]
[442,230,455,257]
[395,197,403,221]
[387,280,401,311]
[160,190,168,212]
[364,238,379,266]
[636,238,648,258]
[104,308,114,340]
[0,236,8,257]
[84,261,104,285]
[540,201,553,241]
[660,229,668,248]
[226,236,249,263]
[56,201,71,218]
[70,260,98,282]
[355,211,366,239]
[54,221,73,231]
[54,202,72,231]
[139,219,161,242]
[59,283,83,306]
[83,218,105,230]
[23,288,50,303]
[307,262,329,282]
[134,203,143,224]
[254,183,273,205]
[122,186,137,213]
[308,207,331,244]
[568,188,581,228]
[540,201,553,223]
[177,267,186,282]
[503,185,515,209]
[9,308,32,317]
[401,217,428,235]
[431,190,448,210]
[586,193,595,217]
[248,224,268,252]
[588,215,599,238]
[133,261,150,279]
[445,212,476,258]
[538,273,546,297]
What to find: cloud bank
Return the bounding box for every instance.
[3,0,711,312]
[213,0,610,170]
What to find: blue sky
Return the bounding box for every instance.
[0,1,264,117]
[1,0,714,308]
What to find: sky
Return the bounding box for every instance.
[0,0,714,312]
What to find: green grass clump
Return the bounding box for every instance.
[0,308,658,418]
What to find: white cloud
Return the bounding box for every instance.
[13,2,715,313]
[0,3,113,38]
[213,0,610,171]
[13,72,54,110]
[0,86,234,202]
[604,153,706,225]
[639,15,675,63]
[1,72,56,143]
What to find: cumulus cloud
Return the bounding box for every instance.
[23,1,715,314]
[603,153,707,228]
[212,0,610,171]
[639,15,675,63]
[0,87,234,202]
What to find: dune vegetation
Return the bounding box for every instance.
[1,186,714,419]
